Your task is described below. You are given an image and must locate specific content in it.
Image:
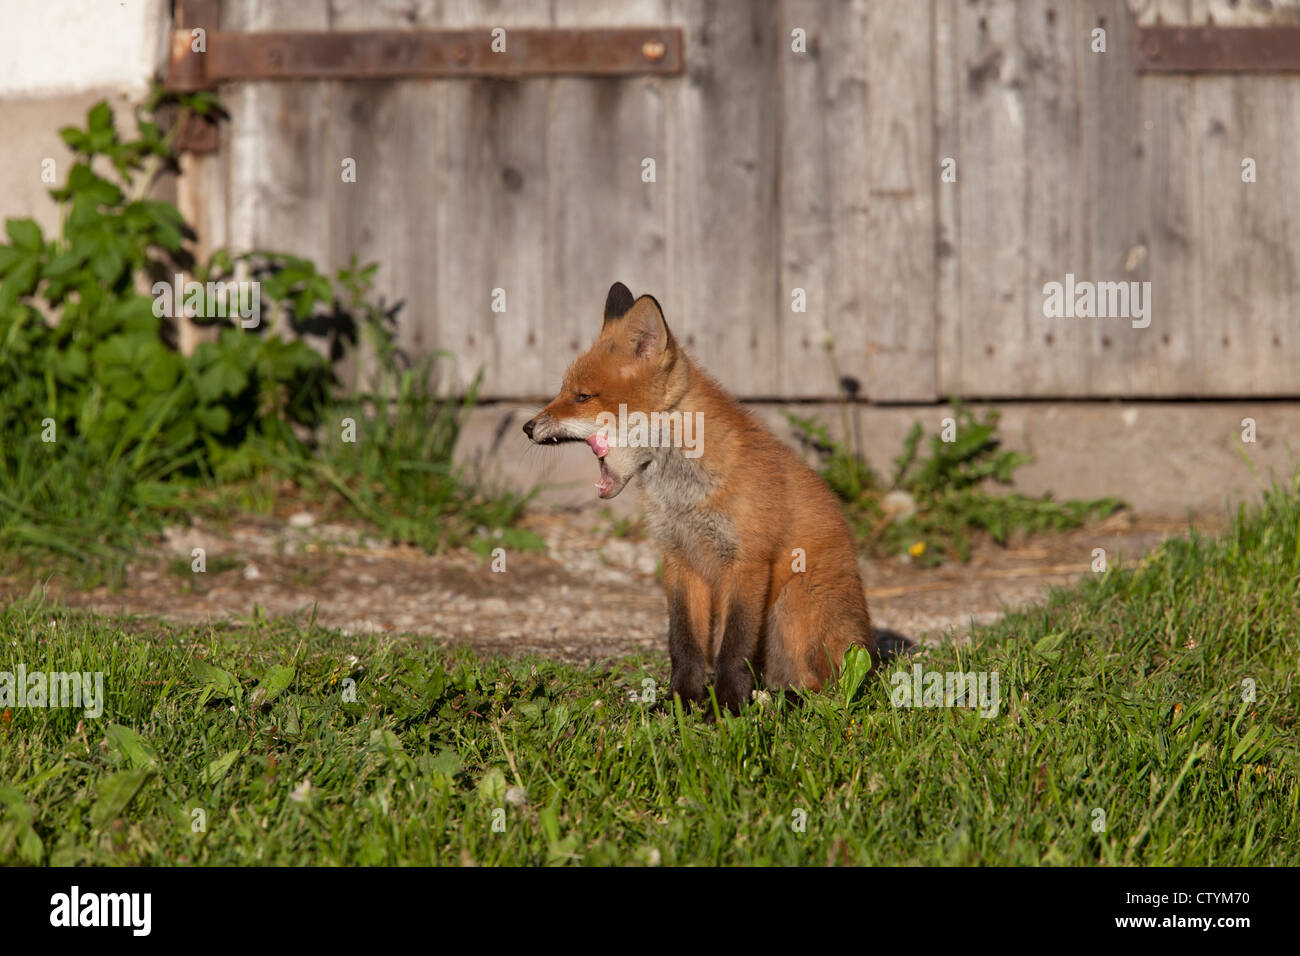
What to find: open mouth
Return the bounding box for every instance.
[587,432,617,498]
[596,458,616,498]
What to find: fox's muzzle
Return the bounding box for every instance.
[522,412,583,445]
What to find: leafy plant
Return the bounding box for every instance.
[0,93,525,580]
[0,93,332,472]
[789,401,1124,565]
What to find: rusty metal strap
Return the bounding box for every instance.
[1136,26,1300,73]
[168,27,683,89]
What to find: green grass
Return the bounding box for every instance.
[0,434,189,589]
[2,478,1298,866]
[0,365,536,588]
[265,367,541,557]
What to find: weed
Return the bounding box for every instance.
[789,402,1124,565]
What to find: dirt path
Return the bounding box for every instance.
[3,506,1225,662]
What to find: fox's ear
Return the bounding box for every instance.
[613,294,671,361]
[603,282,635,322]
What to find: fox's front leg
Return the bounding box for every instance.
[713,562,769,715]
[663,556,710,709]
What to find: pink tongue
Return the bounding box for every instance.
[587,433,610,457]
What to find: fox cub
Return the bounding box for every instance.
[524,283,875,713]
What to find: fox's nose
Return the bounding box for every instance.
[522,419,535,440]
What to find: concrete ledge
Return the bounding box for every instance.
[455,401,1299,517]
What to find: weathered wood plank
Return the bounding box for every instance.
[664,0,781,397]
[773,0,883,401]
[425,1,552,398]
[820,0,877,403]
[775,0,836,398]
[1017,0,1089,395]
[1134,80,1204,393]
[1189,0,1299,394]
[174,148,226,354]
[544,0,669,397]
[954,0,1029,397]
[860,0,936,401]
[322,79,404,394]
[1193,76,1294,394]
[222,0,333,347]
[933,0,962,398]
[1132,0,1201,394]
[1079,0,1147,395]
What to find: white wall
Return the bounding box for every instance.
[0,0,168,97]
[0,0,171,234]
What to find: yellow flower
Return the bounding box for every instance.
[908,541,926,557]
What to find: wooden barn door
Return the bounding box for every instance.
[170,0,940,403]
[173,0,1299,402]
[936,0,1300,398]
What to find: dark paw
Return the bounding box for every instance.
[713,672,754,717]
[655,674,706,715]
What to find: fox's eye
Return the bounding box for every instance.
[575,392,595,403]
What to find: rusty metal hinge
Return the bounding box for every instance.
[166,26,684,90]
[1135,25,1300,73]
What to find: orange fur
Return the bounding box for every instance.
[524,285,874,712]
